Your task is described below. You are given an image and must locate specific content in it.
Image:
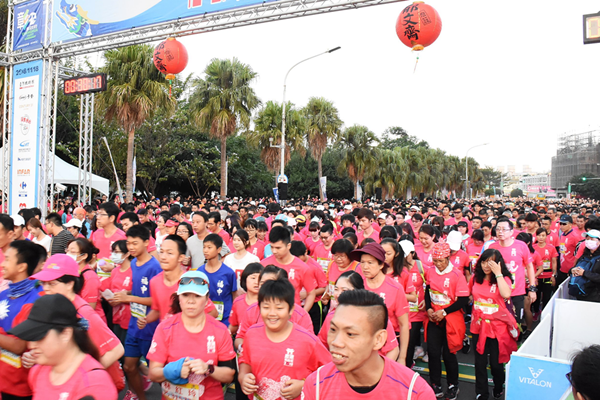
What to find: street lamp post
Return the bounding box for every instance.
[279,46,341,187]
[465,143,488,199]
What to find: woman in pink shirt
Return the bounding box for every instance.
[9,294,118,400]
[350,243,410,366]
[416,225,437,268]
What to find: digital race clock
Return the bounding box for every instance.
[63,73,107,96]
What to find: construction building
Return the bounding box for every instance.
[551,127,600,194]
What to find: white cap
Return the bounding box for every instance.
[446,231,463,251]
[250,201,256,205]
[11,214,25,227]
[316,205,325,211]
[410,205,420,211]
[399,240,415,254]
[377,213,387,220]
[64,218,82,228]
[344,204,352,210]
[288,217,297,227]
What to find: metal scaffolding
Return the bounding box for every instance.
[551,127,600,190]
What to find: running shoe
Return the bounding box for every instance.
[493,389,504,399]
[142,374,153,391]
[123,390,139,400]
[422,352,429,363]
[431,383,444,398]
[413,346,425,360]
[446,384,459,400]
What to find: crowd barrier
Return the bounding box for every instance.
[506,280,600,400]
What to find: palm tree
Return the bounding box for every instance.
[97,45,175,202]
[189,58,260,198]
[304,97,343,201]
[246,101,305,173]
[337,125,378,199]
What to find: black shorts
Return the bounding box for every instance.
[510,294,525,325]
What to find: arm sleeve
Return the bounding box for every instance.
[424,285,432,310]
[444,296,469,314]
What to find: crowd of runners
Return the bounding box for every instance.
[1,195,600,400]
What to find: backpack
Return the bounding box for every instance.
[568,254,600,297]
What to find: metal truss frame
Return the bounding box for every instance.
[51,0,405,57]
[77,93,94,206]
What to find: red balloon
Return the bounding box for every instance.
[395,2,442,51]
[153,37,189,80]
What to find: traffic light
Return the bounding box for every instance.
[583,177,587,182]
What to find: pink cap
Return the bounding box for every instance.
[165,219,179,227]
[30,254,79,282]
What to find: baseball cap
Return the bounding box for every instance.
[377,213,387,220]
[410,205,420,211]
[9,294,81,341]
[275,214,288,222]
[344,204,352,210]
[64,218,83,228]
[446,231,463,251]
[349,243,389,269]
[559,215,573,224]
[177,270,210,296]
[399,240,415,255]
[165,219,179,227]
[11,214,25,227]
[583,230,600,239]
[316,205,325,211]
[30,254,79,282]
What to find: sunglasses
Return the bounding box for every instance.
[180,277,209,286]
[559,222,568,225]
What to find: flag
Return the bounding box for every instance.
[320,176,327,201]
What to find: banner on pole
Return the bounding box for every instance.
[273,187,279,202]
[10,60,43,215]
[51,0,283,44]
[320,176,327,201]
[13,0,45,51]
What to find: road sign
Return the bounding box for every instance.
[584,11,600,44]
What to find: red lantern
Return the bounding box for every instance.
[395,1,442,51]
[153,37,189,80]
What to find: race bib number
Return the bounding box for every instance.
[162,381,202,400]
[1,349,21,368]
[317,258,329,273]
[543,260,551,271]
[409,301,419,312]
[474,300,499,315]
[214,301,224,321]
[131,302,147,319]
[429,290,450,306]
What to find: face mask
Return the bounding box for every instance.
[110,253,125,264]
[585,240,600,251]
[67,254,79,262]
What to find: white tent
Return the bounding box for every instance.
[2,147,110,195]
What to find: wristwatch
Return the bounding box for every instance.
[442,310,447,317]
[204,364,215,377]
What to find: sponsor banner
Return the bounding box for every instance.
[506,354,571,400]
[273,187,279,203]
[13,0,45,51]
[10,60,42,215]
[51,0,280,44]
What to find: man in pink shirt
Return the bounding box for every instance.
[261,226,318,313]
[312,224,335,272]
[356,208,379,245]
[206,211,231,245]
[557,214,579,286]
[490,218,537,327]
[302,290,434,400]
[91,202,126,259]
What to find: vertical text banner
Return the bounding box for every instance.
[13,0,45,51]
[10,60,43,215]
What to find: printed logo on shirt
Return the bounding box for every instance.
[217,280,224,296]
[207,336,216,354]
[490,284,497,293]
[412,273,418,282]
[289,269,296,280]
[0,299,9,319]
[379,292,386,300]
[141,276,149,294]
[59,393,69,400]
[444,278,450,288]
[149,341,157,354]
[284,349,295,367]
[511,248,516,257]
[123,277,131,287]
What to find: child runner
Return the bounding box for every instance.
[229,263,264,336]
[197,233,238,326]
[102,239,132,345]
[239,278,330,400]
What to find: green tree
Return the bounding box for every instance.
[337,125,379,199]
[304,97,343,201]
[246,100,306,172]
[381,126,429,149]
[569,174,600,200]
[96,44,175,201]
[510,188,524,198]
[189,58,260,198]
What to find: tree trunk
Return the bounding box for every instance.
[220,136,227,199]
[318,155,324,202]
[126,128,135,202]
[353,178,358,199]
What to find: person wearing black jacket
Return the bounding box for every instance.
[571,229,600,302]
